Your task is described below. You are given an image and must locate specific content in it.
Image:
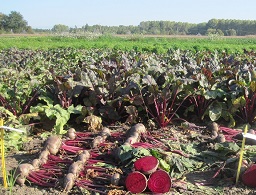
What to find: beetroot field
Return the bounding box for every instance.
[1,47,256,194]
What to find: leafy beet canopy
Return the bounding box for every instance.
[0,48,256,132]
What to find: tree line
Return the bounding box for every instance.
[0,11,33,33]
[1,11,256,36]
[69,19,256,36]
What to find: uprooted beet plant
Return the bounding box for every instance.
[11,123,175,193]
[11,121,256,194]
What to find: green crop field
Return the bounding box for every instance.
[1,34,256,53]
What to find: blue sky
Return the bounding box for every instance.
[1,0,256,29]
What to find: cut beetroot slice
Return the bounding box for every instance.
[242,164,256,187]
[148,170,171,193]
[125,171,147,194]
[134,156,159,175]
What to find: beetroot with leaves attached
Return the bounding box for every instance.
[148,169,171,193]
[242,164,256,187]
[134,156,159,175]
[125,171,147,194]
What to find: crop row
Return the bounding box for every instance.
[0,47,256,137]
[1,35,256,53]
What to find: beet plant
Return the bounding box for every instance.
[231,89,256,125]
[183,70,227,122]
[137,74,190,128]
[30,96,82,134]
[228,67,256,125]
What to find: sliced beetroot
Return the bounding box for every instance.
[148,170,171,193]
[242,164,256,187]
[125,171,147,194]
[134,156,159,175]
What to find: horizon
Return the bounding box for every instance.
[1,0,256,29]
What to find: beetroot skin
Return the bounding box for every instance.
[148,169,171,193]
[242,164,256,187]
[125,171,147,194]
[134,156,159,175]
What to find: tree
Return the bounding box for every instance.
[207,19,218,29]
[52,24,69,33]
[3,11,28,33]
[226,29,237,36]
[25,26,34,34]
[0,13,6,33]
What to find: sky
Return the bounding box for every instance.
[1,0,256,29]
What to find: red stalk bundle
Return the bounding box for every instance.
[76,179,107,192]
[67,128,94,140]
[63,139,93,147]
[60,143,84,154]
[63,150,91,192]
[131,142,155,148]
[76,132,94,138]
[219,126,245,142]
[110,131,125,140]
[141,132,169,149]
[27,169,59,187]
[47,154,73,164]
[220,126,241,136]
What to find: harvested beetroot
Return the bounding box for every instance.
[68,161,84,177]
[67,128,76,140]
[148,170,171,193]
[124,123,147,145]
[15,163,35,186]
[38,149,50,165]
[44,135,62,155]
[128,123,147,135]
[242,164,256,187]
[134,156,159,175]
[78,150,90,164]
[92,135,104,148]
[63,173,75,192]
[125,171,147,194]
[101,127,111,140]
[111,173,121,186]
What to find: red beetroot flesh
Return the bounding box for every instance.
[148,170,171,193]
[134,156,159,175]
[242,164,256,187]
[125,171,147,194]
